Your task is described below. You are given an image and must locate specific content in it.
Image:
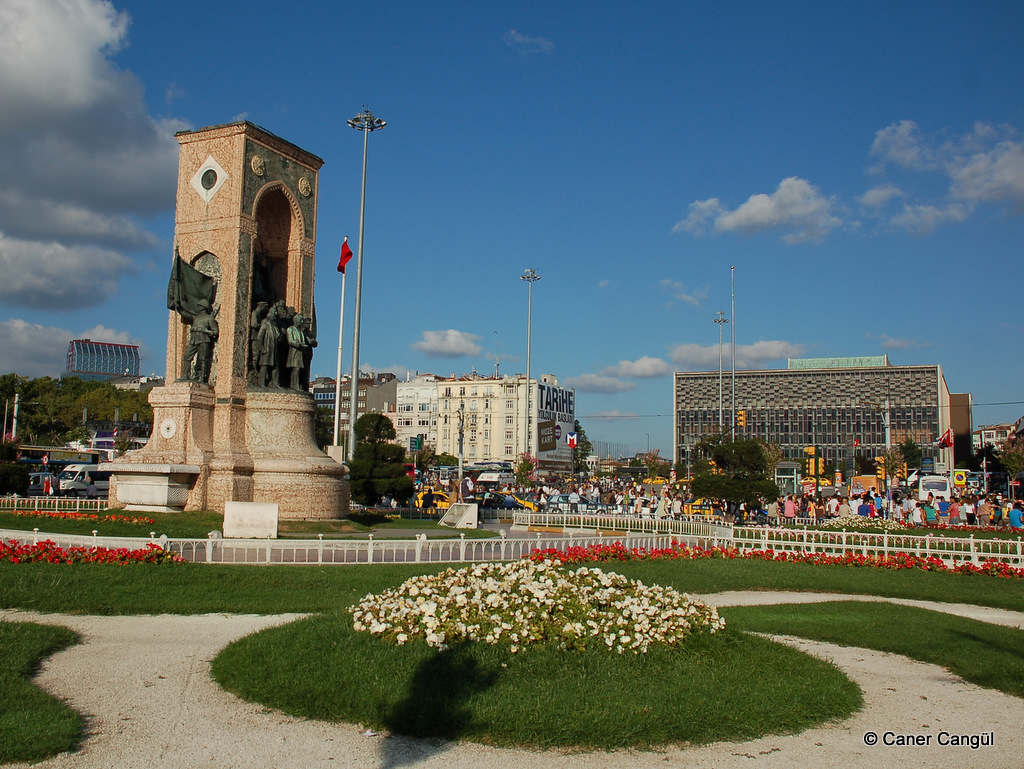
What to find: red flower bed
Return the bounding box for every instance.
[7,509,156,526]
[528,541,1024,579]
[1,539,183,565]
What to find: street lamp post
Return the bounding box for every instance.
[345,107,386,461]
[521,268,540,458]
[713,311,729,429]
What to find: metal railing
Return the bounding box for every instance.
[1,527,683,565]
[731,526,1024,566]
[0,497,109,513]
[512,511,734,540]
[5,520,1022,568]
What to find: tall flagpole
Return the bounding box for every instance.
[730,265,736,432]
[346,108,386,461]
[332,237,350,448]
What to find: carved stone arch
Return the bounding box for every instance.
[251,181,306,313]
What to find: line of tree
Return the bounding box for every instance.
[0,374,153,446]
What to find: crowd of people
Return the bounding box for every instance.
[412,474,1024,530]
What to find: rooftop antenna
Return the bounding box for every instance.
[495,356,501,378]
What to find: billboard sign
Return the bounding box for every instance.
[535,382,575,472]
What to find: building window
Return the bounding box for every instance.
[505,430,513,440]
[505,446,514,456]
[506,400,514,409]
[506,416,514,425]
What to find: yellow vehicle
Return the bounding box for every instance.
[510,493,540,512]
[414,488,451,509]
[683,498,713,516]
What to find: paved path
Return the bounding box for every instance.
[3,593,1023,769]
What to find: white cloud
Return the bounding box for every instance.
[660,279,707,307]
[562,374,636,393]
[869,120,934,171]
[669,340,805,370]
[502,29,555,55]
[602,356,672,378]
[949,137,1024,208]
[411,330,482,358]
[0,319,73,377]
[0,318,148,377]
[859,184,904,210]
[889,203,969,236]
[675,178,841,244]
[0,0,182,310]
[870,120,1024,230]
[872,334,931,351]
[0,234,134,309]
[672,198,724,236]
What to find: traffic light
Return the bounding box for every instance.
[736,410,747,427]
[875,456,886,479]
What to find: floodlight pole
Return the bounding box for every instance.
[731,265,736,432]
[346,107,386,461]
[521,268,540,458]
[714,311,728,430]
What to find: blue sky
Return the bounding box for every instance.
[1,0,1022,456]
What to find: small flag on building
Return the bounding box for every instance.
[938,428,953,448]
[337,237,354,273]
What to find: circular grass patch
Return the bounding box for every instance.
[212,612,861,749]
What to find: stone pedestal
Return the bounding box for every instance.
[246,390,346,518]
[106,463,200,513]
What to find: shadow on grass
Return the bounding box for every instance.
[378,643,499,768]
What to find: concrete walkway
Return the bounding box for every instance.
[3,592,1023,769]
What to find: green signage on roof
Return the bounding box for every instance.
[787,356,889,370]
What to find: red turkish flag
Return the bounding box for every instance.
[337,238,353,273]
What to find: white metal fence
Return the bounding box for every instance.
[512,511,734,541]
[731,526,1024,566]
[1,527,684,565]
[0,497,109,513]
[4,520,1023,568]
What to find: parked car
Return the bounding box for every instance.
[545,493,603,513]
[27,472,60,497]
[413,488,451,509]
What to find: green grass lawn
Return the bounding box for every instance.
[0,622,83,764]
[212,616,861,749]
[3,557,1023,761]
[721,601,1024,698]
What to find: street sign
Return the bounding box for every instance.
[953,470,967,487]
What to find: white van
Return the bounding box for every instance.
[917,474,951,502]
[57,464,111,498]
[475,471,516,489]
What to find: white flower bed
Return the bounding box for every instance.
[349,558,725,654]
[817,514,910,532]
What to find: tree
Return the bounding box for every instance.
[571,419,593,474]
[998,441,1024,483]
[313,406,334,450]
[760,441,784,477]
[435,452,459,467]
[690,438,780,509]
[641,449,670,480]
[347,413,414,506]
[515,453,537,486]
[899,438,922,470]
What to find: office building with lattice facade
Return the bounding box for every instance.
[673,356,967,478]
[65,339,141,382]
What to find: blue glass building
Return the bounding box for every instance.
[65,339,141,381]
